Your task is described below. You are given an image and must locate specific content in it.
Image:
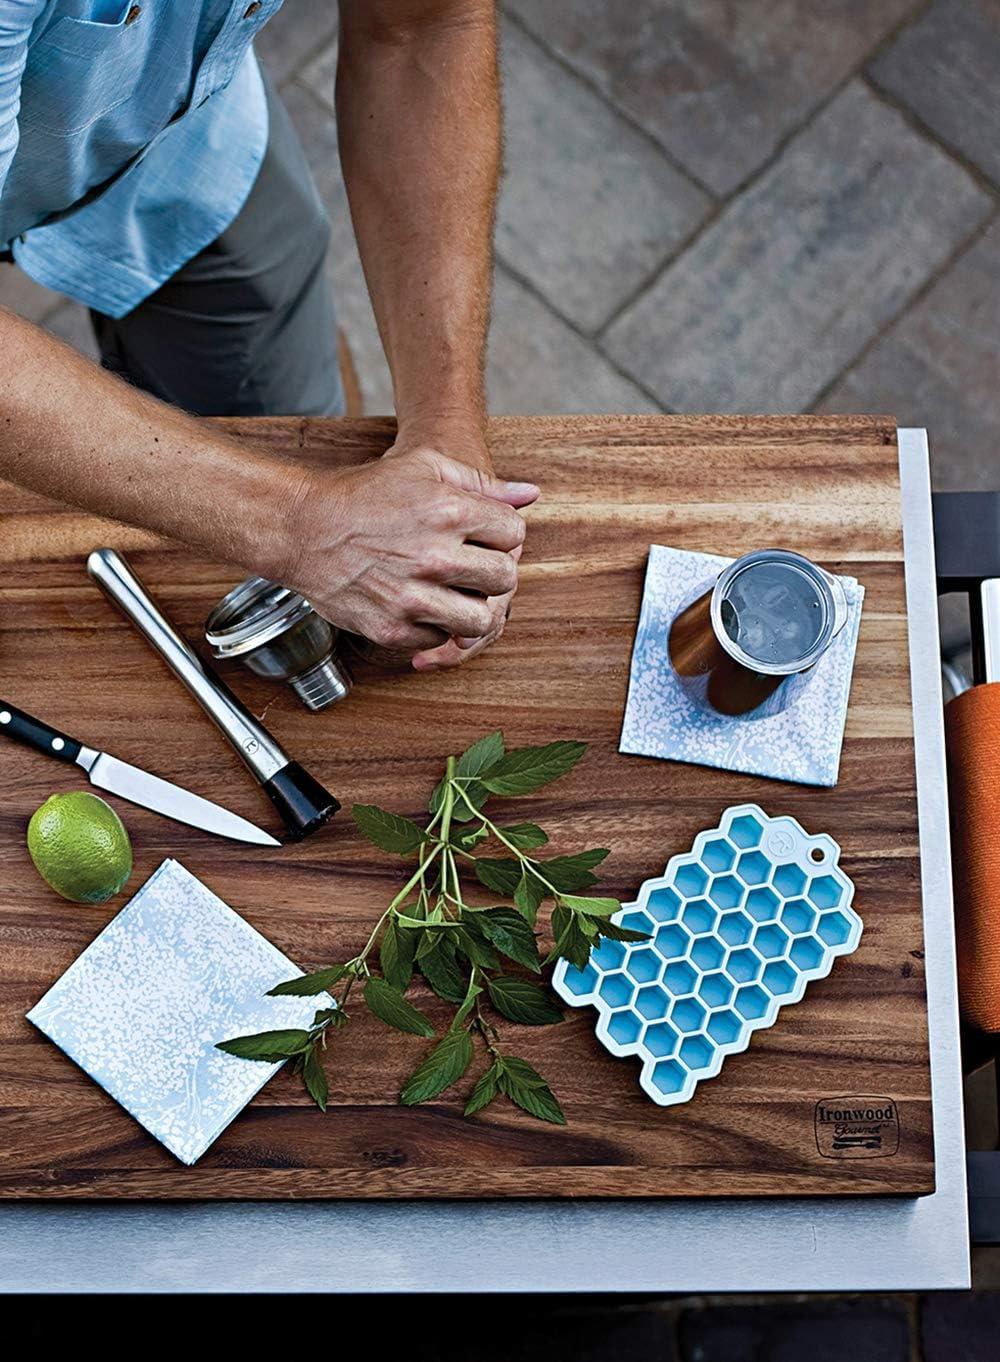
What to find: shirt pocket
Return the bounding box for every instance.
[21,8,152,136]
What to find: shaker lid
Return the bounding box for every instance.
[205,576,315,660]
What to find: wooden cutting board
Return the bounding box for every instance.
[0,415,934,1198]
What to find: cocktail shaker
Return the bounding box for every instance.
[205,577,352,712]
[668,548,849,719]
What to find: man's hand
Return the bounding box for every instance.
[282,446,538,662]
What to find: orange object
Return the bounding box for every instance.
[945,681,1000,1031]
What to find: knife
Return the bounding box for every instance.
[0,701,281,846]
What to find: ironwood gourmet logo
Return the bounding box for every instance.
[814,1096,899,1158]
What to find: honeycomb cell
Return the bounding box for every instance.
[718,909,754,946]
[619,908,654,937]
[654,922,691,959]
[559,961,599,997]
[663,960,698,995]
[772,862,807,897]
[624,946,662,984]
[634,983,670,1021]
[643,1020,679,1057]
[753,922,790,959]
[679,1034,715,1071]
[646,885,682,922]
[590,937,628,971]
[690,936,725,971]
[817,909,852,946]
[762,960,797,997]
[698,970,735,1009]
[709,875,744,910]
[682,899,717,934]
[650,1058,687,1096]
[598,970,634,1009]
[808,874,843,910]
[728,813,763,848]
[606,1008,643,1048]
[701,837,736,873]
[780,898,817,935]
[727,946,763,983]
[670,996,708,1032]
[674,862,709,898]
[707,1008,742,1045]
[789,935,824,971]
[736,850,771,886]
[745,885,781,922]
[734,983,770,1020]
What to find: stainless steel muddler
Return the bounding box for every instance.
[87,548,339,841]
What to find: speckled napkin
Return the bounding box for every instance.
[619,545,864,787]
[28,859,324,1165]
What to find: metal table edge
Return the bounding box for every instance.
[0,427,970,1294]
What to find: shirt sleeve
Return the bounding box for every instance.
[0,3,48,210]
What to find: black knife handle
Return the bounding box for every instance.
[0,702,82,764]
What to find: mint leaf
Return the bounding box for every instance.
[487,976,563,1026]
[380,918,416,992]
[216,1029,312,1062]
[474,907,541,973]
[559,894,620,917]
[499,823,548,851]
[480,741,586,796]
[430,732,505,820]
[514,871,546,923]
[464,1062,502,1116]
[474,857,523,896]
[539,849,610,893]
[451,824,489,851]
[457,730,505,778]
[302,1045,329,1111]
[267,965,347,997]
[363,977,435,1037]
[498,1057,566,1125]
[596,919,650,943]
[419,938,469,1003]
[548,905,593,969]
[455,916,501,971]
[400,1029,474,1105]
[352,804,427,856]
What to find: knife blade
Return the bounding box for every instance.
[0,701,280,847]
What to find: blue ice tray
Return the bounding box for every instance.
[552,804,861,1106]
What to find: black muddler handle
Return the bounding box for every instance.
[0,702,83,765]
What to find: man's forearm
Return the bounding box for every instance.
[0,308,296,573]
[336,0,500,464]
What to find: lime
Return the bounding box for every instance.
[27,791,133,905]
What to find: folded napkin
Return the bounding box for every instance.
[619,545,864,787]
[28,859,324,1165]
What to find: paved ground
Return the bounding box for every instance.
[3,0,1000,1330]
[5,0,1000,493]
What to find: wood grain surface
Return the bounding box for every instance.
[0,415,934,1198]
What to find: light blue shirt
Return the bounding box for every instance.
[0,0,284,318]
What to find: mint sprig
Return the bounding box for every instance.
[218,732,642,1125]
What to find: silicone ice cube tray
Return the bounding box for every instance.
[552,804,861,1107]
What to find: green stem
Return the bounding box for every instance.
[451,781,563,900]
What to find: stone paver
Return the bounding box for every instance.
[820,217,1000,490]
[677,1299,912,1362]
[496,22,710,333]
[869,0,1000,187]
[487,266,658,414]
[602,80,993,413]
[506,0,920,196]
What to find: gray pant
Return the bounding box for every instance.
[90,77,345,418]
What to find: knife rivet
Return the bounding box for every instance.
[51,737,65,751]
[0,711,9,724]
